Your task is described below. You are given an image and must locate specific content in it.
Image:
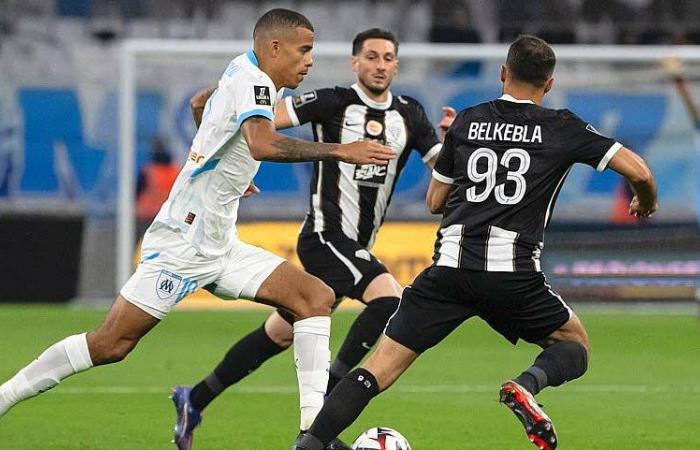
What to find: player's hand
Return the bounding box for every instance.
[438,106,457,141]
[628,195,658,218]
[661,57,685,79]
[242,182,260,199]
[336,140,397,165]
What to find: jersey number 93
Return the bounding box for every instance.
[466,147,531,205]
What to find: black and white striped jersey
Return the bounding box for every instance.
[432,94,622,272]
[285,84,442,248]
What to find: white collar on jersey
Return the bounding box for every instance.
[498,94,535,104]
[351,83,393,110]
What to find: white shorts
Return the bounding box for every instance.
[120,226,285,319]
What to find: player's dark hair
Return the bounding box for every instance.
[352,28,399,56]
[253,8,314,38]
[505,35,556,87]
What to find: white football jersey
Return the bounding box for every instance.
[151,50,278,257]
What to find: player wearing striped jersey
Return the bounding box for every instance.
[175,29,455,450]
[0,9,396,448]
[294,35,658,450]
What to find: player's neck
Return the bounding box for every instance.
[502,82,544,105]
[357,82,390,104]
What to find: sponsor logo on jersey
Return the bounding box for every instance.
[365,120,384,136]
[293,91,317,108]
[354,164,388,185]
[254,86,271,105]
[156,270,182,299]
[185,212,196,225]
[188,150,205,164]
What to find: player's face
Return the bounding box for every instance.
[353,39,398,95]
[278,27,314,89]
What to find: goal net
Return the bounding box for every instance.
[117,41,699,303]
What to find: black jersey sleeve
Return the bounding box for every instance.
[561,110,622,171]
[406,98,441,163]
[432,127,457,183]
[285,87,343,126]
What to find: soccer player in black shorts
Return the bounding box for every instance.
[293,35,658,450]
[171,29,455,450]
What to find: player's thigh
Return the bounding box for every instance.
[362,335,419,392]
[385,266,474,354]
[297,232,389,300]
[88,296,160,364]
[212,241,333,317]
[362,272,403,303]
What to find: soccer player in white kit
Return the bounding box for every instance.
[0,8,396,443]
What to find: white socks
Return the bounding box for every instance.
[0,333,93,417]
[293,316,331,431]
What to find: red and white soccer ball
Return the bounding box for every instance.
[352,427,411,450]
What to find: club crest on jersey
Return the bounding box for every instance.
[293,91,317,108]
[156,270,182,299]
[254,86,271,105]
[354,164,387,185]
[365,120,384,137]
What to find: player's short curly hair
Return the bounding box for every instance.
[253,8,314,38]
[352,28,399,56]
[506,35,556,87]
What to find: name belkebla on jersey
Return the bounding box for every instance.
[468,122,543,143]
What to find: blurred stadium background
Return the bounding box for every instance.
[0,1,699,448]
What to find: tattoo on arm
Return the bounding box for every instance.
[268,135,340,161]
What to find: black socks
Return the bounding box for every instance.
[300,368,380,447]
[515,341,588,395]
[190,324,286,411]
[327,296,399,393]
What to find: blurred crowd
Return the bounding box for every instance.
[1,0,700,45]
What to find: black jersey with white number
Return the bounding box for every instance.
[286,84,441,248]
[432,95,622,272]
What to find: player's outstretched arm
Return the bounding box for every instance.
[241,116,396,164]
[662,57,700,125]
[190,86,216,129]
[426,177,451,214]
[607,147,658,218]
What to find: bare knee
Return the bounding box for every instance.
[541,314,591,359]
[294,278,334,319]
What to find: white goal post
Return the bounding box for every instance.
[117,40,700,292]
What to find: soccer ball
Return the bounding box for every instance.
[351,427,411,450]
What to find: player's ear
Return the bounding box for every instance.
[269,39,281,58]
[351,55,360,73]
[544,77,554,95]
[500,65,507,83]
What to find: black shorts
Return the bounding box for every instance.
[385,266,572,353]
[297,232,388,301]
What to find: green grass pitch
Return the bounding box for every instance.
[0,305,698,449]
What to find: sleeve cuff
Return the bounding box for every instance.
[238,108,274,127]
[432,169,454,184]
[284,96,301,127]
[596,142,623,172]
[422,143,442,163]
